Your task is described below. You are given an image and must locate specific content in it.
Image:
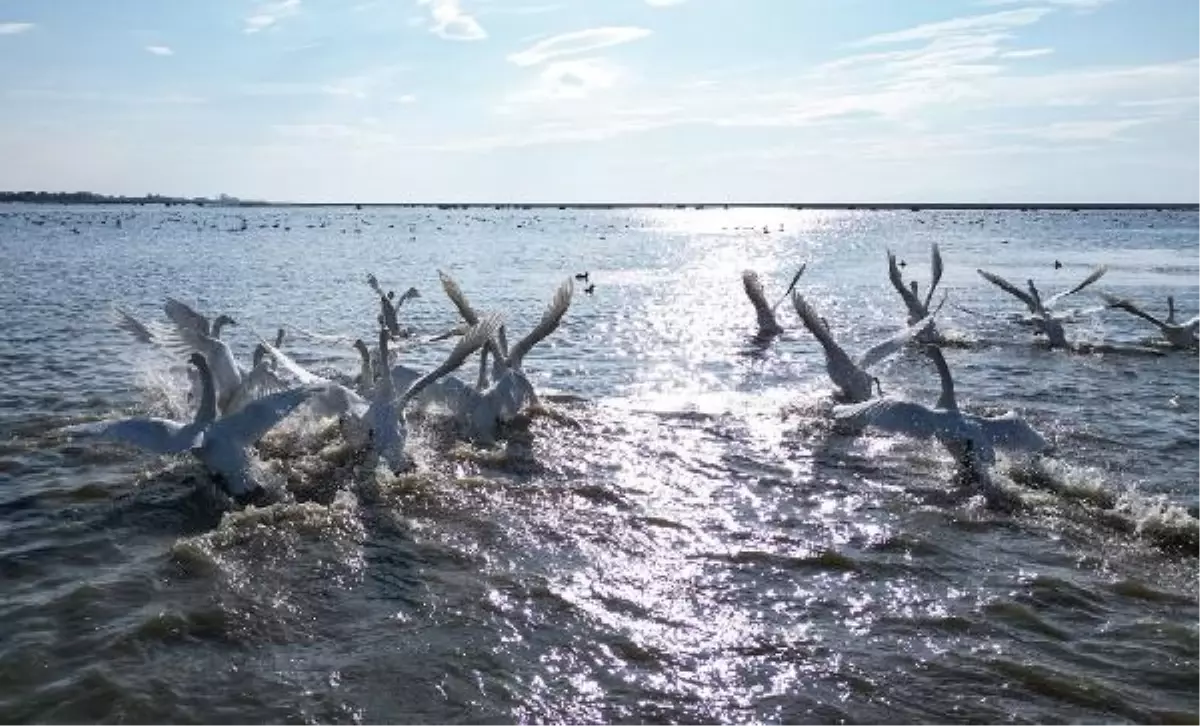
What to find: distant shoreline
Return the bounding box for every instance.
[0,193,1195,211]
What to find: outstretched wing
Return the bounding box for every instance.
[923,243,943,310]
[256,340,329,387]
[1045,265,1107,309]
[223,363,290,415]
[856,313,937,370]
[439,270,481,325]
[366,272,386,299]
[976,411,1048,454]
[742,270,772,316]
[832,397,946,440]
[887,250,922,309]
[977,269,1036,312]
[210,386,316,447]
[770,263,807,312]
[398,316,501,407]
[111,306,159,345]
[1100,293,1164,328]
[508,278,574,369]
[66,417,192,455]
[164,298,213,338]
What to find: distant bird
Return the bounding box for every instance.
[575,271,589,281]
[584,284,595,295]
[898,259,907,268]
[1054,260,1063,269]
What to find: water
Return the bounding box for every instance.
[0,204,1197,724]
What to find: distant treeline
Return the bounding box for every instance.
[0,191,260,206]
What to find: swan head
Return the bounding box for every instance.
[252,343,268,368]
[353,339,369,357]
[274,327,286,347]
[214,314,237,329]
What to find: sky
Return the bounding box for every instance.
[0,0,1196,203]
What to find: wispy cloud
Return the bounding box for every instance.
[417,0,486,41]
[244,0,301,34]
[980,0,1112,8]
[1017,118,1150,141]
[853,8,1051,46]
[645,0,687,6]
[145,45,174,56]
[508,58,622,103]
[396,94,417,103]
[477,2,563,16]
[508,27,651,67]
[0,22,35,35]
[1002,47,1053,59]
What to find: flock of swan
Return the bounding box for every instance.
[67,270,570,506]
[743,244,1197,508]
[61,242,1195,514]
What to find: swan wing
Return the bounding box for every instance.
[223,363,290,415]
[742,270,774,318]
[975,412,1048,454]
[923,243,943,309]
[366,272,386,299]
[257,340,329,386]
[397,286,421,306]
[438,270,481,325]
[856,313,937,370]
[832,397,945,439]
[66,417,194,454]
[111,306,159,345]
[1100,293,1164,328]
[1046,265,1107,308]
[887,250,922,309]
[307,383,368,419]
[399,315,501,407]
[509,278,574,368]
[164,297,212,338]
[208,386,316,447]
[770,263,807,312]
[977,269,1036,311]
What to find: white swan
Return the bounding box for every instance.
[791,290,941,404]
[977,266,1107,348]
[742,264,806,339]
[832,345,1050,499]
[1101,293,1199,349]
[368,273,420,339]
[344,318,499,471]
[886,245,943,343]
[421,273,574,442]
[65,352,315,505]
[254,337,370,420]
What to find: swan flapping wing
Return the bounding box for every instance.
[974,412,1049,454]
[165,298,215,338]
[508,278,573,369]
[977,269,1036,312]
[1045,265,1107,309]
[208,386,317,447]
[257,340,329,387]
[742,270,774,318]
[1100,293,1165,328]
[398,315,502,407]
[856,313,937,371]
[923,244,943,310]
[111,306,160,345]
[223,362,291,415]
[832,397,947,440]
[887,251,922,310]
[439,270,482,325]
[66,417,195,455]
[770,263,807,312]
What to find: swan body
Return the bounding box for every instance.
[792,290,939,404]
[1101,293,1199,349]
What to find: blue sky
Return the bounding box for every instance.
[0,0,1196,202]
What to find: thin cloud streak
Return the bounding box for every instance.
[508,27,652,66]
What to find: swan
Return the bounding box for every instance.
[1100,293,1199,349]
[422,274,574,442]
[161,305,247,414]
[832,344,1050,505]
[742,264,807,340]
[791,290,941,404]
[254,337,370,420]
[368,273,420,339]
[65,352,316,505]
[343,318,499,471]
[886,245,943,343]
[976,266,1107,348]
[164,298,237,340]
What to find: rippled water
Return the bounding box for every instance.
[1,204,1197,724]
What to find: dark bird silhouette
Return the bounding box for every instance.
[584,284,595,295]
[575,271,589,281]
[1054,260,1063,269]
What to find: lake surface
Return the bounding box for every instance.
[0,204,1197,724]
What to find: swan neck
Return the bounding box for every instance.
[193,359,217,424]
[212,317,228,338]
[929,348,956,411]
[476,345,490,390]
